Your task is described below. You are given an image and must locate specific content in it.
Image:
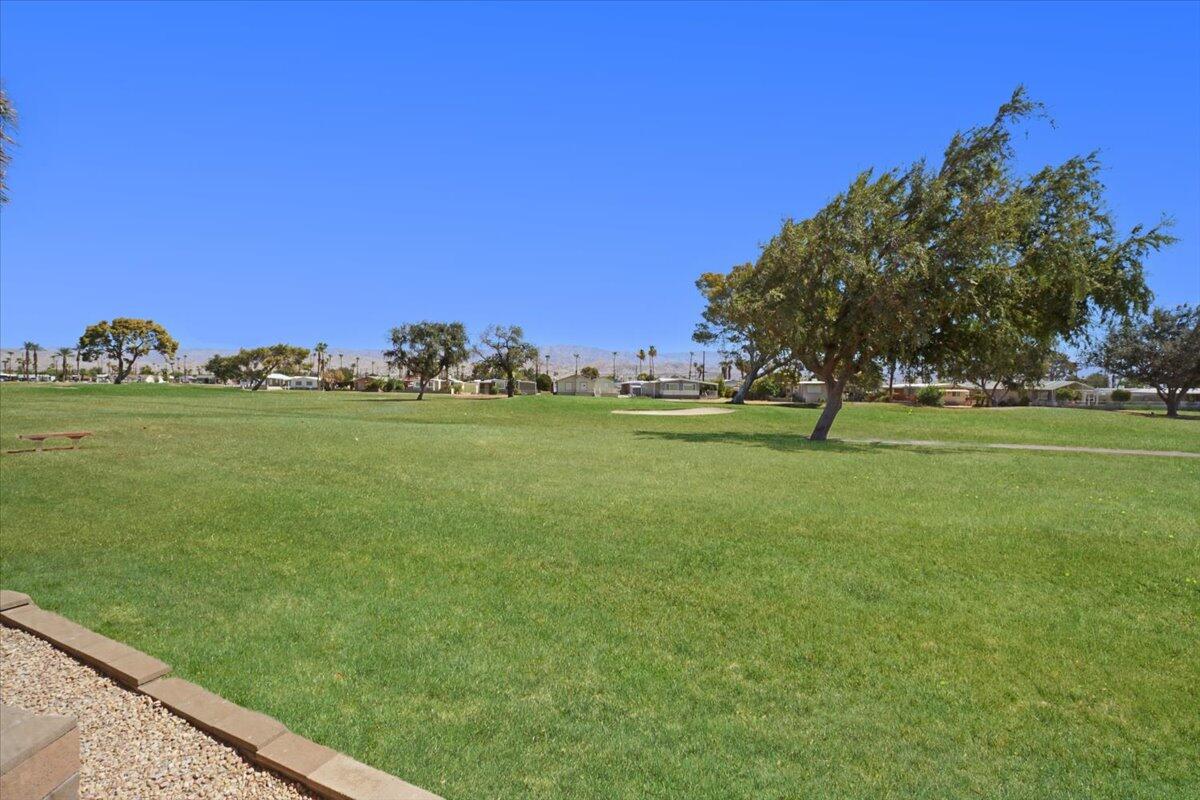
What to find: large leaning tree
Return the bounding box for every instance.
[477,324,537,397]
[748,88,1172,440]
[694,262,790,404]
[78,318,179,384]
[384,321,469,400]
[1088,304,1200,417]
[204,344,310,391]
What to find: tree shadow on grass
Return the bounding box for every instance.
[634,429,975,456]
[1121,410,1200,421]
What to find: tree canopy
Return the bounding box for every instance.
[78,318,179,384]
[1088,304,1199,417]
[205,344,309,390]
[694,262,789,404]
[477,324,537,397]
[384,321,469,400]
[580,366,600,380]
[736,87,1171,439]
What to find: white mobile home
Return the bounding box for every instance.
[287,375,320,390]
[639,379,718,399]
[1093,386,1200,409]
[1027,381,1096,407]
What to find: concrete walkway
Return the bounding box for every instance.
[841,438,1200,459]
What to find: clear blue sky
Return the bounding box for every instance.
[2,1,1197,353]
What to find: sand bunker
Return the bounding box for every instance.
[611,407,734,416]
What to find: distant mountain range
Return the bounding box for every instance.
[0,344,736,380]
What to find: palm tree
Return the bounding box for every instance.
[637,348,646,377]
[611,351,618,379]
[75,349,81,378]
[31,343,42,380]
[21,341,35,380]
[56,347,73,380]
[314,342,328,387]
[573,352,580,376]
[648,345,657,378]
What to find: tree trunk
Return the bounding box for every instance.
[809,378,845,441]
[417,379,427,400]
[731,363,763,405]
[115,356,126,384]
[506,371,515,397]
[1166,391,1180,418]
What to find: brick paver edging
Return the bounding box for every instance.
[0,590,442,800]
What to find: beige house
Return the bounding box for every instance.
[556,374,617,396]
[791,380,828,404]
[888,382,973,405]
[1026,381,1096,407]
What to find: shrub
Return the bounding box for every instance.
[536,373,552,392]
[1056,386,1081,403]
[915,385,944,406]
[747,377,781,400]
[1111,388,1132,402]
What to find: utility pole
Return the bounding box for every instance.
[689,351,694,380]
[574,353,579,376]
[612,351,617,380]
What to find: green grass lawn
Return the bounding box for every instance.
[2,384,1197,799]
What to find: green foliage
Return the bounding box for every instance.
[1056,386,1082,403]
[1082,372,1109,389]
[78,318,179,384]
[1044,351,1080,381]
[536,373,553,392]
[580,366,600,379]
[1111,388,1132,402]
[747,376,782,400]
[744,88,1171,439]
[1089,304,1200,416]
[206,344,309,390]
[385,321,469,399]
[477,324,537,397]
[916,385,944,406]
[694,263,788,395]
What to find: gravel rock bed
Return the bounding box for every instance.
[1,625,315,799]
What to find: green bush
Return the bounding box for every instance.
[747,377,781,400]
[536,373,552,392]
[1056,386,1081,403]
[1111,388,1132,402]
[915,385,944,406]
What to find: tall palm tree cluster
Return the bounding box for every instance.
[6,344,81,381]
